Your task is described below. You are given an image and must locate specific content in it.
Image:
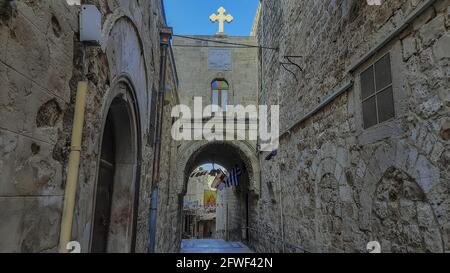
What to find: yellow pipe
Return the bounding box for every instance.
[59,81,88,253]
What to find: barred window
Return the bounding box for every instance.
[361,53,395,129]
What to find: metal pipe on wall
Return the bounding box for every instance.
[148,27,173,253]
[59,81,88,253]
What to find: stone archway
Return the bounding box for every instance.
[370,167,444,253]
[317,173,343,252]
[176,141,260,194]
[174,140,260,247]
[90,81,141,253]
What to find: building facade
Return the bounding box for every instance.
[0,0,179,253]
[167,34,261,249]
[252,0,450,253]
[182,169,217,239]
[0,0,448,254]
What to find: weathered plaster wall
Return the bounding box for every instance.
[173,35,259,109]
[0,0,177,253]
[0,0,78,253]
[253,0,450,253]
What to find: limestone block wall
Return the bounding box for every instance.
[159,36,261,252]
[0,0,178,253]
[154,57,181,253]
[0,0,79,253]
[216,187,242,241]
[253,0,450,253]
[173,36,259,109]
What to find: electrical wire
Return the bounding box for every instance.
[172,34,278,51]
[173,44,256,49]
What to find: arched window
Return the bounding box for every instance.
[211,79,229,112]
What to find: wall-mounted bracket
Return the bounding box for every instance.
[280,56,303,83]
[265,150,278,161]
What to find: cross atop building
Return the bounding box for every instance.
[210,7,233,35]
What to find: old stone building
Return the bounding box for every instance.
[0,0,179,253]
[0,0,448,254]
[182,168,217,239]
[251,0,450,253]
[157,32,261,251]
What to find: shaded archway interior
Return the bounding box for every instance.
[181,142,253,243]
[184,142,251,184]
[91,89,139,253]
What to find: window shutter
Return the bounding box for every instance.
[361,53,394,129]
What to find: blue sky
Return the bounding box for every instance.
[163,0,259,36]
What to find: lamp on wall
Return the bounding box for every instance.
[160,26,173,46]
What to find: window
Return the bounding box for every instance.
[211,79,229,112]
[360,53,395,129]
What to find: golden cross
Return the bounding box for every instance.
[210,7,233,35]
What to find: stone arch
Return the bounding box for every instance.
[315,172,344,252]
[311,147,353,252]
[71,9,148,252]
[102,10,150,134]
[176,140,259,195]
[89,76,142,253]
[370,166,444,252]
[174,140,260,244]
[101,8,150,80]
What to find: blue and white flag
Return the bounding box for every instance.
[224,166,242,188]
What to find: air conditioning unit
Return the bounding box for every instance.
[79,5,101,45]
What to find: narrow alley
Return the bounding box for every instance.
[0,0,449,254]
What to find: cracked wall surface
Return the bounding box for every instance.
[0,0,178,253]
[253,0,449,253]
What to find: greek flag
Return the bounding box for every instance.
[224,166,242,188]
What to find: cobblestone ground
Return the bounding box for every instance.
[180,240,253,253]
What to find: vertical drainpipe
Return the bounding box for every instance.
[148,26,173,253]
[58,81,88,253]
[59,15,90,251]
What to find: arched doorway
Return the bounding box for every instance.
[178,141,259,248]
[90,82,141,253]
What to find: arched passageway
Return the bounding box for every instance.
[177,141,259,251]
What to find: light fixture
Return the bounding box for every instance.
[160,26,173,45]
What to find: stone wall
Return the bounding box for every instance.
[173,35,259,108]
[162,35,261,252]
[0,0,178,253]
[253,0,450,253]
[216,186,243,241]
[0,0,79,253]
